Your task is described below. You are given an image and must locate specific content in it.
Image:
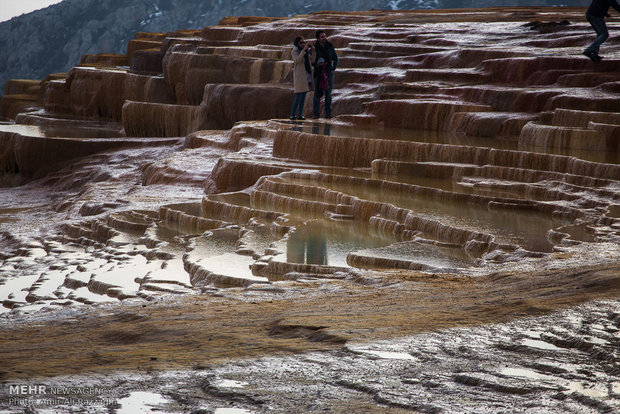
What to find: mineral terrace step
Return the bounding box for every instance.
[481,56,620,84]
[0,129,180,177]
[346,42,446,56]
[185,252,269,288]
[371,160,481,179]
[201,198,284,224]
[448,111,537,137]
[556,71,620,87]
[551,108,620,128]
[271,129,620,180]
[107,212,155,233]
[364,99,495,130]
[405,68,490,84]
[159,205,229,234]
[371,160,619,189]
[209,155,325,193]
[518,122,614,152]
[251,190,342,219]
[448,85,564,112]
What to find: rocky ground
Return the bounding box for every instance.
[1,246,619,412]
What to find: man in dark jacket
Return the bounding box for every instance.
[312,30,338,119]
[584,0,620,61]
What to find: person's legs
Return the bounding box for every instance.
[313,87,323,118]
[324,72,334,118]
[585,14,609,56]
[296,92,307,118]
[291,93,303,119]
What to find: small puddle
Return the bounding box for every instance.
[0,274,42,303]
[190,231,240,257]
[566,382,609,398]
[185,230,268,283]
[115,391,169,413]
[69,287,117,304]
[82,259,143,295]
[500,367,557,381]
[197,252,264,282]
[29,268,77,298]
[522,339,562,351]
[214,408,254,414]
[215,379,248,388]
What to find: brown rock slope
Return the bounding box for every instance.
[0,6,619,381]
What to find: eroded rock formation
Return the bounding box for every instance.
[0,6,619,309]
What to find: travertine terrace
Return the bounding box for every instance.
[0,7,619,413]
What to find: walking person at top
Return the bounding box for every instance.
[312,30,338,119]
[583,0,620,62]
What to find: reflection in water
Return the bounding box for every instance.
[287,226,327,265]
[311,122,331,136]
[290,121,333,135]
[285,120,332,136]
[287,119,303,133]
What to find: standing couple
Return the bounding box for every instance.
[290,30,338,120]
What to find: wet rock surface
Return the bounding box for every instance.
[0,6,619,413]
[0,299,618,413]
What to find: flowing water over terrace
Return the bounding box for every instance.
[281,120,521,150]
[2,114,617,312]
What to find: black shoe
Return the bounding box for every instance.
[583,50,602,62]
[297,116,305,120]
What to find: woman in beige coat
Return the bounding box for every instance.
[290,36,313,120]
